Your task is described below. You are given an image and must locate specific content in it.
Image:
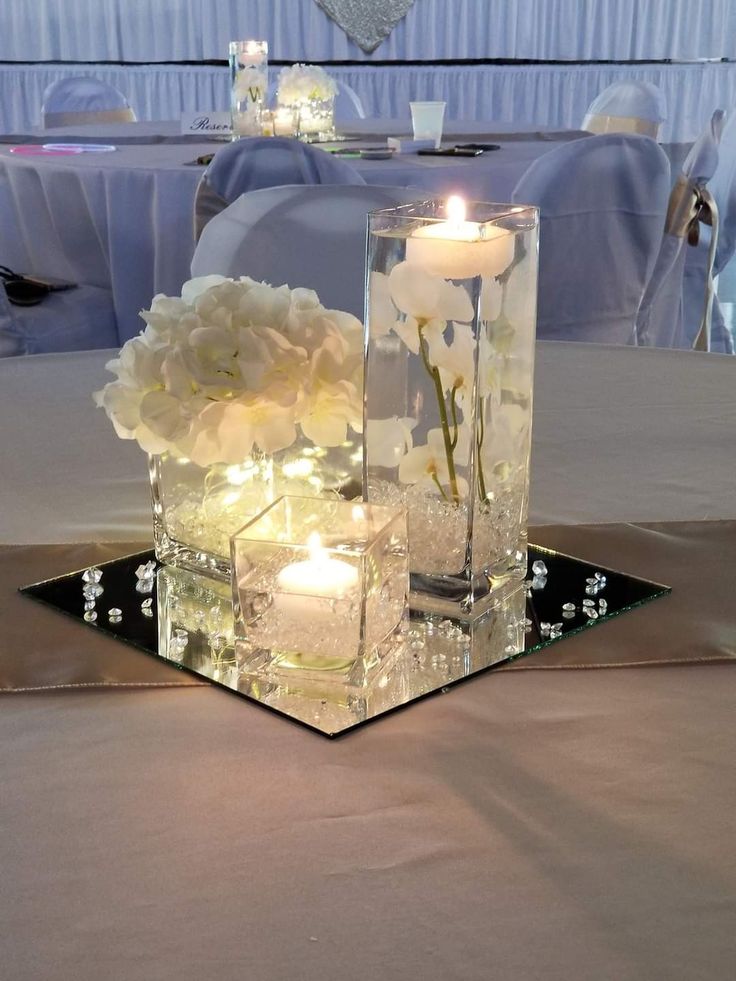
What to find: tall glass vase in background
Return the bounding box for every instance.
[363,198,539,619]
[229,40,268,137]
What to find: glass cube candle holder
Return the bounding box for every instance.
[231,496,408,688]
[364,197,539,620]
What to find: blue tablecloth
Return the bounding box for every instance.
[0,121,580,341]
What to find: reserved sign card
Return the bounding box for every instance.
[180,112,232,135]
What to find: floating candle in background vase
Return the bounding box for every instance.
[406,195,516,279]
[232,496,408,687]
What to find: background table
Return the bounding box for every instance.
[3,342,734,546]
[0,122,584,341]
[1,341,735,980]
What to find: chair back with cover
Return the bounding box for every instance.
[193,136,366,241]
[0,281,118,357]
[42,77,136,128]
[582,81,667,140]
[637,109,725,349]
[682,109,736,353]
[191,184,423,319]
[335,81,366,121]
[512,132,670,344]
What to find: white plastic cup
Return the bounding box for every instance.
[410,101,446,148]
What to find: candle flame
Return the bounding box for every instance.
[307,531,324,562]
[351,505,366,522]
[446,195,466,225]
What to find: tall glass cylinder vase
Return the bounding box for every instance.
[229,40,268,137]
[363,198,539,619]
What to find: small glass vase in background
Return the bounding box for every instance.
[363,198,539,619]
[149,437,361,581]
[229,40,268,137]
[295,96,336,141]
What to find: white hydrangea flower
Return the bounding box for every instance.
[277,64,337,104]
[95,277,364,465]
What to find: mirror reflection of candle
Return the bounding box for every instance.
[406,195,515,279]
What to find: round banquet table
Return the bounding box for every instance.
[0,120,585,341]
[1,342,735,981]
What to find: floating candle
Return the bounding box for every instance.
[275,532,359,620]
[405,195,515,280]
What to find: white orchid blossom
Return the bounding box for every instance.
[366,416,416,469]
[95,277,364,465]
[398,427,470,499]
[388,261,474,324]
[368,272,398,338]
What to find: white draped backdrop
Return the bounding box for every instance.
[0,0,731,61]
[2,62,735,143]
[1,1,735,139]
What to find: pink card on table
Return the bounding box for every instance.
[9,145,84,156]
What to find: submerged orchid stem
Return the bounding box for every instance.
[417,321,460,506]
[477,402,488,503]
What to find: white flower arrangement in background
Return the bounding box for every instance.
[276,63,338,106]
[95,276,363,467]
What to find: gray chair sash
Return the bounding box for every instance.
[193,177,229,243]
[664,175,718,352]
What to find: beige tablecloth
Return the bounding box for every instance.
[3,342,736,546]
[2,342,736,980]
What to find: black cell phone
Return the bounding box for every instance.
[417,147,483,157]
[454,143,501,152]
[23,275,77,292]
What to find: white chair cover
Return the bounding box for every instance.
[41,76,136,127]
[335,81,365,120]
[0,282,118,357]
[191,184,424,319]
[637,109,725,349]
[512,132,670,344]
[193,136,366,241]
[582,81,667,140]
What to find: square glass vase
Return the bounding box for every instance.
[231,495,408,690]
[364,198,539,619]
[149,440,361,581]
[229,39,268,137]
[293,97,336,141]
